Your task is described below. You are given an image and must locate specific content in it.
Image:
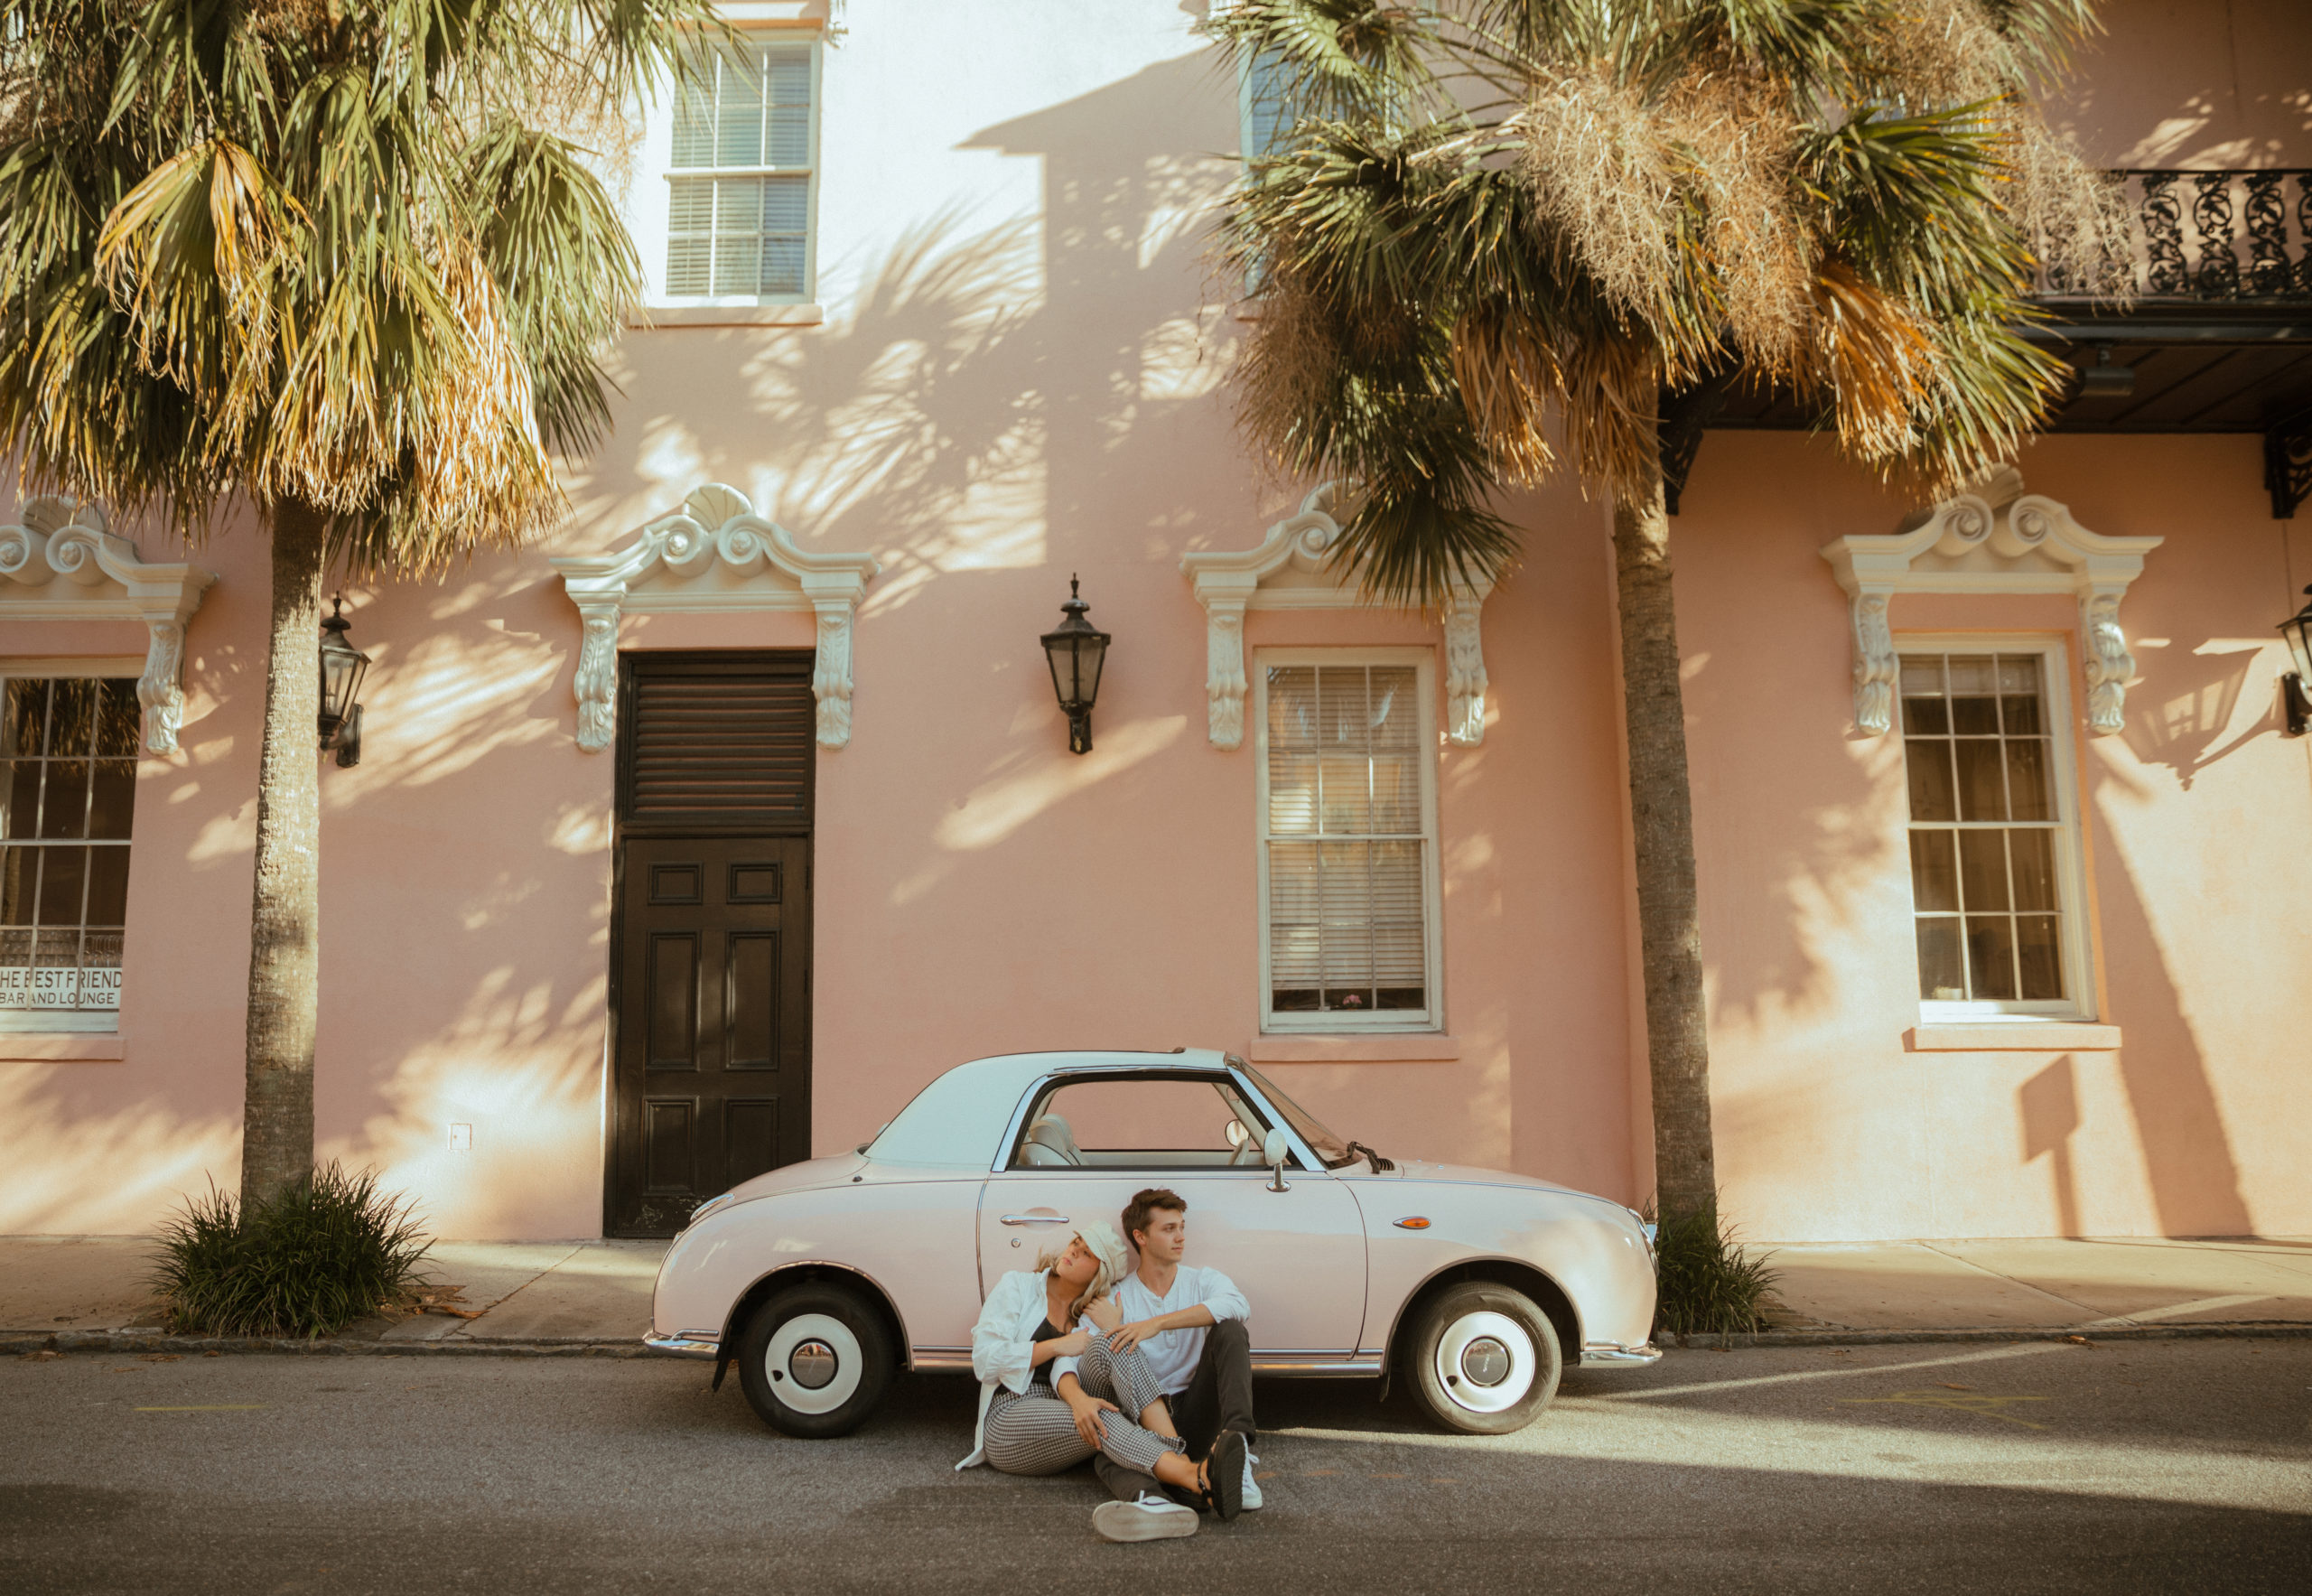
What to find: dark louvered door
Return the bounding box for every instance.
[609,653,814,1237]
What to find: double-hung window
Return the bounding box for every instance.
[1256,649,1441,1032]
[1899,642,2092,1018]
[666,39,818,301]
[1,669,140,1032]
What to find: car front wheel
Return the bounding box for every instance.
[735,1282,894,1438]
[1403,1281,1562,1434]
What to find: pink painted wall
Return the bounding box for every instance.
[3,1,2307,1242]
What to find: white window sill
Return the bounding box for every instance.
[1246,1035,1461,1064]
[0,1033,124,1061]
[628,303,824,329]
[1906,1022,2121,1052]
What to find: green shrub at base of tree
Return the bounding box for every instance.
[151,1163,431,1339]
[1649,1199,1781,1339]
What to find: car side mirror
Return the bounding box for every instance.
[1262,1127,1291,1192]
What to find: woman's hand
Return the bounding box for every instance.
[1064,1390,1119,1451]
[1049,1328,1091,1358]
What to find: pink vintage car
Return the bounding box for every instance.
[648,1049,1660,1436]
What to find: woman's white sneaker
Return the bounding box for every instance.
[1242,1449,1263,1511]
[1093,1494,1198,1543]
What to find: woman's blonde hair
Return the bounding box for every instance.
[1037,1221,1126,1321]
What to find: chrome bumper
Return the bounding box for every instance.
[643,1330,720,1358]
[1579,1340,1664,1367]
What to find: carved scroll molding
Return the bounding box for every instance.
[1180,483,1493,748]
[549,485,881,751]
[0,497,216,753]
[1819,468,2162,737]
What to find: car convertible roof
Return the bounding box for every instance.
[863,1048,1234,1169]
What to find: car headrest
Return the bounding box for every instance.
[1026,1115,1081,1166]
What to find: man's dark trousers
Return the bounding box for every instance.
[1092,1320,1255,1507]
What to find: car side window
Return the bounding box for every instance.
[1005,1076,1273,1171]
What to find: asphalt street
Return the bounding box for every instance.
[5,1338,2308,1595]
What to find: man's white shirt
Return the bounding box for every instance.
[1106,1264,1250,1396]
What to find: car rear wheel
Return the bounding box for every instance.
[1403,1281,1561,1434]
[736,1282,894,1438]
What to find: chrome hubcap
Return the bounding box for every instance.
[1460,1336,1510,1387]
[789,1339,837,1389]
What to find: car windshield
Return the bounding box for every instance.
[1238,1063,1357,1170]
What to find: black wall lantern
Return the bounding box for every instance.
[1040,574,1110,755]
[318,596,369,768]
[2281,583,2312,738]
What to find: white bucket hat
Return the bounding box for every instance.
[1075,1218,1130,1285]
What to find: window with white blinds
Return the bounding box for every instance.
[1256,652,1440,1032]
[1898,639,2092,1019]
[666,40,816,299]
[1239,47,1296,163]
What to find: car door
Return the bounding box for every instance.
[975,1071,1366,1354]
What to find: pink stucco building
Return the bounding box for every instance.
[4,1,2308,1243]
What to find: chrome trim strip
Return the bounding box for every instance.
[644,1331,720,1358]
[1579,1340,1663,1367]
[909,1348,1379,1377]
[909,1346,974,1371]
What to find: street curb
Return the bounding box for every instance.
[1665,1321,2312,1349]
[4,1330,656,1358]
[11,1321,2310,1359]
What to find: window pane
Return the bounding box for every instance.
[2006,740,2052,821]
[1368,667,1418,748]
[1318,839,1375,1007]
[35,845,85,925]
[1368,750,1421,834]
[1954,739,2008,821]
[2,759,35,838]
[1318,756,1370,833]
[765,47,812,164]
[714,53,764,166]
[1267,752,1319,835]
[1916,917,1964,1001]
[2009,829,2058,911]
[47,678,95,754]
[1965,915,2018,1000]
[97,680,139,757]
[1905,741,1956,821]
[1267,840,1320,1008]
[0,847,31,923]
[84,846,129,925]
[4,678,45,755]
[1958,830,2009,911]
[1317,667,1366,753]
[38,761,89,837]
[1266,667,1317,746]
[671,75,714,167]
[2017,915,2065,1000]
[1908,830,1958,912]
[1902,695,1948,734]
[1948,656,2000,734]
[89,761,135,840]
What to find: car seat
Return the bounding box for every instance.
[1021,1115,1084,1167]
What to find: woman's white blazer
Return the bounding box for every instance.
[955,1269,1078,1470]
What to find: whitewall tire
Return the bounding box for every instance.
[1404,1282,1562,1435]
[736,1282,894,1438]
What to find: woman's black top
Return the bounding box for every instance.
[1032,1317,1061,1344]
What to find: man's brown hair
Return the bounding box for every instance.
[1121,1188,1187,1250]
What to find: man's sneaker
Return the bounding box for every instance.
[1202,1429,1247,1521]
[1241,1448,1263,1511]
[1093,1494,1198,1543]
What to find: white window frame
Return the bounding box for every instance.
[0,656,144,1034]
[1254,646,1444,1035]
[643,29,823,308]
[1897,633,2097,1025]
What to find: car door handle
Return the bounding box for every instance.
[1000,1214,1070,1226]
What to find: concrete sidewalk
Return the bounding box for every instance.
[5,1233,2309,1349]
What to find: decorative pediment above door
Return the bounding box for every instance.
[1819,468,2162,737]
[550,486,881,751]
[0,497,215,753]
[1180,484,1493,749]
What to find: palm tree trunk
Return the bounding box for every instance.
[239,499,330,1209]
[1611,470,1719,1221]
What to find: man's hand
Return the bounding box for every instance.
[1106,1318,1165,1356]
[1064,1390,1119,1450]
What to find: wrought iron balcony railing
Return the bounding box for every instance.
[2037,170,2312,303]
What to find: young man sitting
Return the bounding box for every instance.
[1069,1186,1261,1537]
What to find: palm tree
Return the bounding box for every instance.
[1209,0,2123,1222]
[0,0,728,1207]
